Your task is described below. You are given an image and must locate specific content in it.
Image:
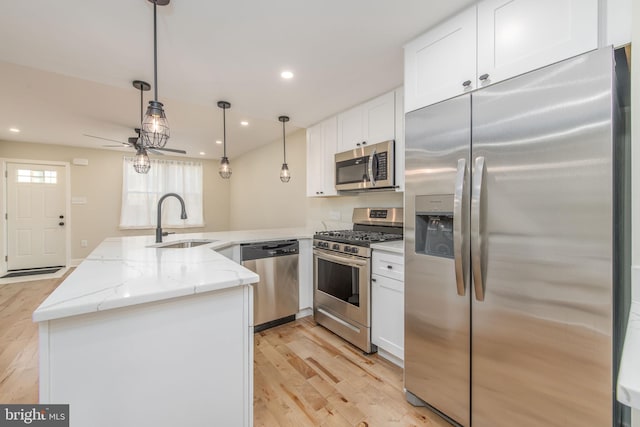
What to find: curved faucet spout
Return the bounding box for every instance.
[156,193,188,243]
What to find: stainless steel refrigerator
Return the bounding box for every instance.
[404,47,630,427]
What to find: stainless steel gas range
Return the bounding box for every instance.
[313,207,403,353]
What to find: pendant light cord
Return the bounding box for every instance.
[282,121,286,163]
[139,87,143,125]
[223,106,227,158]
[153,0,158,102]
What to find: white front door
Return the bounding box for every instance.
[6,163,67,270]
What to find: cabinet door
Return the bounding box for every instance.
[362,91,395,146]
[394,88,405,191]
[477,0,598,88]
[371,274,404,362]
[321,117,338,196]
[306,123,324,197]
[404,7,476,113]
[337,106,364,153]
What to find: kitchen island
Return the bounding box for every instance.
[33,228,312,427]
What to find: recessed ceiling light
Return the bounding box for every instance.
[9,128,20,133]
[215,140,222,145]
[240,121,249,126]
[281,71,294,79]
[199,152,206,156]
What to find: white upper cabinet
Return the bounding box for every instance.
[306,117,338,197]
[337,91,395,153]
[405,0,599,112]
[477,0,598,88]
[394,88,405,191]
[404,7,476,113]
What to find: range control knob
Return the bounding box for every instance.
[350,247,359,254]
[332,244,340,250]
[344,246,352,253]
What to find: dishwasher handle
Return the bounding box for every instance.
[240,240,299,261]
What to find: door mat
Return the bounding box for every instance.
[2,267,62,278]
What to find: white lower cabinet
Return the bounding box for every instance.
[371,250,404,366]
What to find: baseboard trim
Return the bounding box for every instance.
[70,258,84,267]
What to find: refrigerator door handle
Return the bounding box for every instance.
[471,156,487,301]
[453,158,468,296]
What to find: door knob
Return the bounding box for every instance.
[59,222,65,226]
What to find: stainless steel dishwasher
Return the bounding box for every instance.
[240,240,299,332]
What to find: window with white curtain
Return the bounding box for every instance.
[120,157,204,229]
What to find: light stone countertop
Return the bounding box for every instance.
[33,228,313,322]
[370,240,404,254]
[617,266,640,410]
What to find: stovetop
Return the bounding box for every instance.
[314,230,403,247]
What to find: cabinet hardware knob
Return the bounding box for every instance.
[59,222,65,226]
[387,265,393,269]
[462,80,472,87]
[479,73,490,81]
[362,141,367,145]
[356,143,361,147]
[371,278,377,282]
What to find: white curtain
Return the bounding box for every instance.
[120,157,204,229]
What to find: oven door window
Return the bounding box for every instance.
[317,258,360,306]
[336,156,369,185]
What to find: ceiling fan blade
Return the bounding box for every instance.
[83,133,129,145]
[147,148,165,156]
[153,147,187,154]
[103,144,129,148]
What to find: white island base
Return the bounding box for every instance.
[38,285,253,427]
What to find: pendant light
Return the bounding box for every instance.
[133,80,152,174]
[278,116,291,183]
[141,0,170,148]
[133,146,151,173]
[217,101,232,179]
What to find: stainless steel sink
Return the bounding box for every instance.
[150,239,216,249]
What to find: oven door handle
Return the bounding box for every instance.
[314,249,369,267]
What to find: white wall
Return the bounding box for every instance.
[228,128,403,231]
[228,129,308,230]
[0,140,230,260]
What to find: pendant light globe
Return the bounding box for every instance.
[133,146,151,174]
[278,115,291,183]
[217,101,232,179]
[280,163,291,182]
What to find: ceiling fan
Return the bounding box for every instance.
[83,80,186,156]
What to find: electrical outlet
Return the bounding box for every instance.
[81,240,88,248]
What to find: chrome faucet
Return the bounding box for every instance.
[156,193,188,243]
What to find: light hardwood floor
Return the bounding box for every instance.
[1,274,448,426]
[0,270,71,403]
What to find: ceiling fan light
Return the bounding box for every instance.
[280,163,291,183]
[219,156,232,179]
[141,100,170,148]
[133,147,151,174]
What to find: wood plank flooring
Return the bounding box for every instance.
[0,271,70,403]
[1,274,449,426]
[254,318,449,427]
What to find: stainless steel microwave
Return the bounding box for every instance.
[334,140,395,191]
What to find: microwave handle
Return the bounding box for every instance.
[367,149,377,187]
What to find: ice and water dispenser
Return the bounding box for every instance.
[415,195,454,258]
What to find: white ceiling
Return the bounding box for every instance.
[0,0,475,159]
